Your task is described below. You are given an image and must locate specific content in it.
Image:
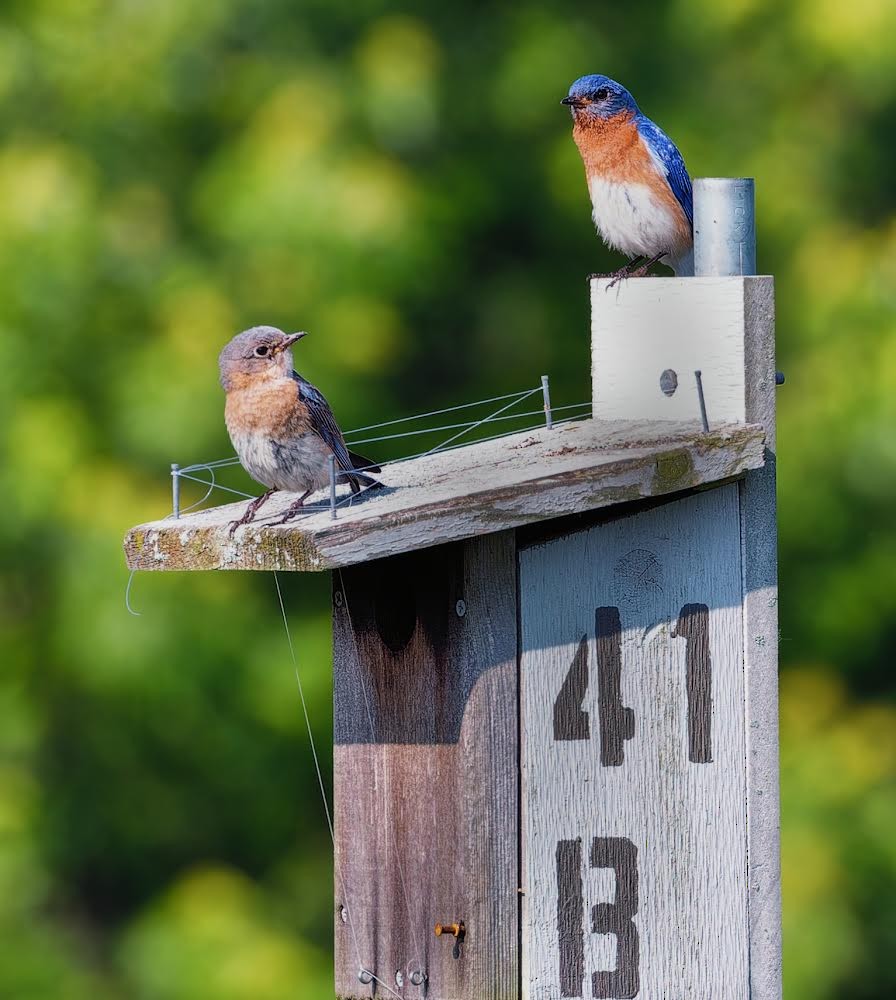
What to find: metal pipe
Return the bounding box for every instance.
[693,178,756,277]
[541,375,553,429]
[171,463,180,519]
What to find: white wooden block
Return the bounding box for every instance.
[591,277,773,425]
[520,486,749,1000]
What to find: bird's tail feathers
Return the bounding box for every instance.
[348,450,380,474]
[343,471,383,494]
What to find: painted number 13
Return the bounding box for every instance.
[557,836,640,999]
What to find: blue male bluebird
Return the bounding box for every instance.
[219,326,380,533]
[562,74,694,278]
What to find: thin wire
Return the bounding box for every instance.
[345,401,592,447]
[554,412,592,427]
[278,408,594,488]
[125,570,142,616]
[161,399,594,519]
[179,457,242,473]
[273,572,404,1000]
[392,409,590,465]
[425,384,543,455]
[179,468,219,512]
[336,568,425,975]
[177,471,255,500]
[124,470,223,616]
[346,386,536,434]
[165,383,564,495]
[328,411,562,480]
[172,409,595,520]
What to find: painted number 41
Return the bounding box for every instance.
[553,603,713,765]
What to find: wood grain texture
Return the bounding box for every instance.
[589,274,781,998]
[740,277,782,1000]
[519,486,749,1000]
[332,532,518,1000]
[124,419,765,572]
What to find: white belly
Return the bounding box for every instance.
[230,429,332,494]
[588,177,688,261]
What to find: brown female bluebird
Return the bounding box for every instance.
[219,326,380,533]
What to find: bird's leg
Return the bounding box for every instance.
[274,489,314,525]
[589,256,645,284]
[628,250,669,277]
[228,488,277,536]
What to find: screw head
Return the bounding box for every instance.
[395,970,404,987]
[358,969,373,984]
[339,905,347,923]
[455,599,466,618]
[334,591,344,607]
[409,970,426,986]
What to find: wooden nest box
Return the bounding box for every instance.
[125,187,781,1000]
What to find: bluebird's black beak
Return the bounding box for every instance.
[277,331,308,352]
[561,95,586,108]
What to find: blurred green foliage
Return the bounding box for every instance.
[0,0,894,996]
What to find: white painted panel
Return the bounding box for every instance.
[591,277,752,424]
[520,485,748,1000]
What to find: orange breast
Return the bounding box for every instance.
[573,111,655,185]
[225,378,300,436]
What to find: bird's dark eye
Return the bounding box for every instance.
[254,345,270,357]
[593,87,610,101]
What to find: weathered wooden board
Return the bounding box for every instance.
[332,532,518,1000]
[740,278,781,1000]
[519,485,749,1000]
[592,273,781,998]
[124,419,765,573]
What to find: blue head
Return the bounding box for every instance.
[561,74,639,123]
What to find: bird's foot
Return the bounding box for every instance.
[627,250,669,278]
[273,489,313,525]
[590,252,670,289]
[587,265,633,283]
[228,488,276,537]
[275,500,304,524]
[589,257,646,290]
[603,265,636,290]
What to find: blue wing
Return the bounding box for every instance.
[290,371,355,472]
[636,114,693,226]
[290,371,380,476]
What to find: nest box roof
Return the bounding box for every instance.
[124,418,764,573]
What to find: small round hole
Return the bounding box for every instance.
[660,369,678,397]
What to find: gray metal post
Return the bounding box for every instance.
[171,463,180,519]
[541,375,553,430]
[693,178,756,277]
